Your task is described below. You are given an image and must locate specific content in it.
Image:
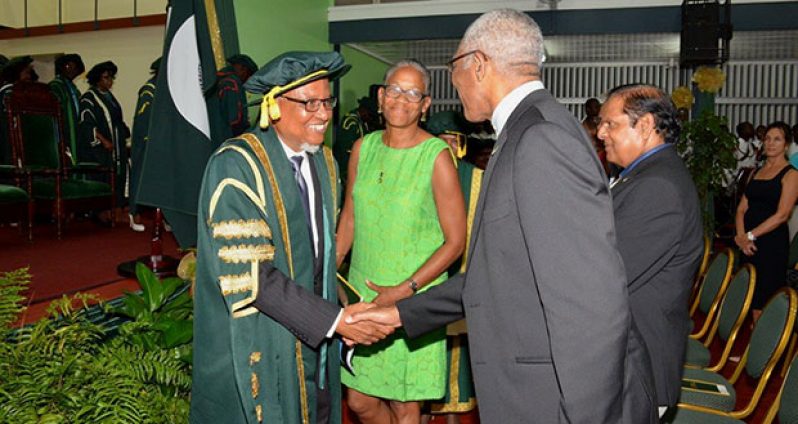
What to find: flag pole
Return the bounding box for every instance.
[116,208,179,278]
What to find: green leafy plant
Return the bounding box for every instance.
[0,268,193,423]
[111,263,193,362]
[677,109,738,234]
[0,268,29,338]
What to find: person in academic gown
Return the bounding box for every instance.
[191,51,392,424]
[216,54,257,139]
[49,53,85,164]
[127,57,161,232]
[78,61,130,212]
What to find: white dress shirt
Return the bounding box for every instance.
[277,138,342,336]
[491,80,545,138]
[278,139,319,256]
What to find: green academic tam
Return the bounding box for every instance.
[243,51,351,129]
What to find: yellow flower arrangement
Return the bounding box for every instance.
[671,86,694,110]
[692,66,726,93]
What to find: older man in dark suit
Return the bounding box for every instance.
[599,84,704,417]
[349,9,657,424]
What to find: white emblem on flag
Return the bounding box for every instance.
[167,15,211,140]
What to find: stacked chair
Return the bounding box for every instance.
[4,82,114,238]
[683,264,756,372]
[668,352,798,424]
[689,249,735,340]
[688,235,714,304]
[666,287,798,423]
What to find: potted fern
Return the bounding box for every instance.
[673,66,738,235]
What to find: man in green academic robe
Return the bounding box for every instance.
[191,51,392,424]
[216,54,257,139]
[49,53,85,164]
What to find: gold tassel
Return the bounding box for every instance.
[258,69,330,129]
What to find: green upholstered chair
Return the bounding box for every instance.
[782,328,797,378]
[689,234,713,304]
[0,180,32,240]
[665,343,798,424]
[769,350,798,424]
[684,264,755,370]
[690,249,735,340]
[676,287,797,421]
[6,82,114,237]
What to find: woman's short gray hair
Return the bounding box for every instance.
[460,9,544,75]
[384,59,431,93]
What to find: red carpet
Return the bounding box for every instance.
[0,216,181,304]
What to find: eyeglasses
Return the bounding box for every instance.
[281,96,338,112]
[383,84,427,103]
[446,50,483,73]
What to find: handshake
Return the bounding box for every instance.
[334,302,403,346]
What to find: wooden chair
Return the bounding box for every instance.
[5,82,114,237]
[0,180,33,240]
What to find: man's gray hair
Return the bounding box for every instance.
[460,9,544,76]
[384,59,431,93]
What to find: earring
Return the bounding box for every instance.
[378,104,382,114]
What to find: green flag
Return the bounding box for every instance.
[136,0,238,247]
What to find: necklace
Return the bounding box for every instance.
[378,132,394,184]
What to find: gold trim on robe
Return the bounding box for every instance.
[251,372,260,398]
[322,146,339,224]
[429,336,478,413]
[220,272,253,296]
[250,352,262,366]
[218,244,275,264]
[213,219,272,240]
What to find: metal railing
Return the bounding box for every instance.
[429,60,798,129]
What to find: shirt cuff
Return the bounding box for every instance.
[326,308,344,338]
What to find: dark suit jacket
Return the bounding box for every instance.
[398,88,656,423]
[611,145,703,407]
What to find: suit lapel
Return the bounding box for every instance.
[465,129,507,262]
[465,90,547,271]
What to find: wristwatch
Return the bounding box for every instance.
[408,279,419,293]
[746,231,756,241]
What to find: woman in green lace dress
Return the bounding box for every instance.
[336,60,466,424]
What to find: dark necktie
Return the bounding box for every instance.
[289,155,314,244]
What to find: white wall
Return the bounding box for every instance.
[0,25,165,126]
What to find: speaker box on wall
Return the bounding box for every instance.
[680,0,729,66]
